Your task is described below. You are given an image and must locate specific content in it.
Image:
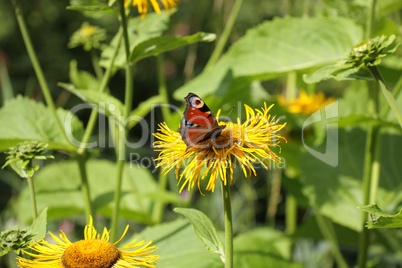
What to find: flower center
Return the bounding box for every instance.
[61,239,119,268]
[195,127,236,150]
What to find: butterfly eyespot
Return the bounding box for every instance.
[189,96,204,108]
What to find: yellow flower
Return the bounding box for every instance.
[154,103,286,193]
[17,216,158,268]
[278,90,335,115]
[125,0,178,18]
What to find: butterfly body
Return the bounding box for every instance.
[179,93,226,149]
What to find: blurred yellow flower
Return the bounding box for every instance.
[154,103,286,193]
[17,216,158,268]
[278,90,335,115]
[125,0,178,18]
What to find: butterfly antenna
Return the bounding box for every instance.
[227,105,235,117]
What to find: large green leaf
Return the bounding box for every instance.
[134,219,223,268]
[99,11,170,69]
[174,208,224,258]
[130,32,216,63]
[174,16,363,99]
[0,96,84,152]
[300,128,402,231]
[359,204,402,229]
[15,160,182,223]
[59,83,125,119]
[234,228,303,267]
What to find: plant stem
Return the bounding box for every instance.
[369,66,402,129]
[74,30,122,224]
[10,0,66,140]
[285,72,297,236]
[220,179,233,268]
[358,125,377,268]
[156,54,171,123]
[267,167,281,226]
[111,0,133,242]
[380,74,402,118]
[205,0,243,70]
[285,194,297,235]
[27,175,38,220]
[77,154,94,221]
[358,81,379,268]
[365,0,377,40]
[315,212,348,268]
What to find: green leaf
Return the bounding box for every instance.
[234,228,303,268]
[174,208,224,258]
[30,208,47,240]
[303,64,372,83]
[130,32,216,63]
[100,12,170,69]
[67,0,117,15]
[15,160,180,224]
[135,219,223,268]
[359,204,402,229]
[0,96,84,152]
[69,60,100,91]
[300,128,402,231]
[338,114,400,129]
[174,16,363,99]
[59,83,124,119]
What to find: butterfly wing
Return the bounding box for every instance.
[179,93,225,148]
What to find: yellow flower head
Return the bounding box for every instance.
[278,90,335,115]
[125,0,178,18]
[154,103,286,193]
[17,216,158,268]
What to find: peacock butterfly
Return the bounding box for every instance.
[179,93,226,149]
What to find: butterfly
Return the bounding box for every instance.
[179,93,226,149]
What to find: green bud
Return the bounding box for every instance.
[347,35,400,69]
[0,226,35,255]
[2,141,54,179]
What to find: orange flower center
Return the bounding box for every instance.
[61,239,119,268]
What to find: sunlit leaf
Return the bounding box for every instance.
[359,204,402,229]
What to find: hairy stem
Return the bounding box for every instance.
[27,175,38,220]
[205,0,243,70]
[221,180,233,268]
[11,0,66,140]
[111,0,133,242]
[315,212,348,268]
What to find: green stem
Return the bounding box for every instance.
[285,72,298,236]
[369,130,381,203]
[380,74,402,118]
[11,0,66,140]
[157,54,171,123]
[74,30,122,223]
[358,81,379,268]
[365,0,377,40]
[358,126,378,268]
[369,66,402,129]
[285,194,297,235]
[111,0,133,242]
[205,0,243,70]
[76,31,122,156]
[77,154,94,221]
[267,168,281,226]
[315,212,348,268]
[286,72,298,101]
[221,179,233,268]
[27,175,38,220]
[91,50,104,81]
